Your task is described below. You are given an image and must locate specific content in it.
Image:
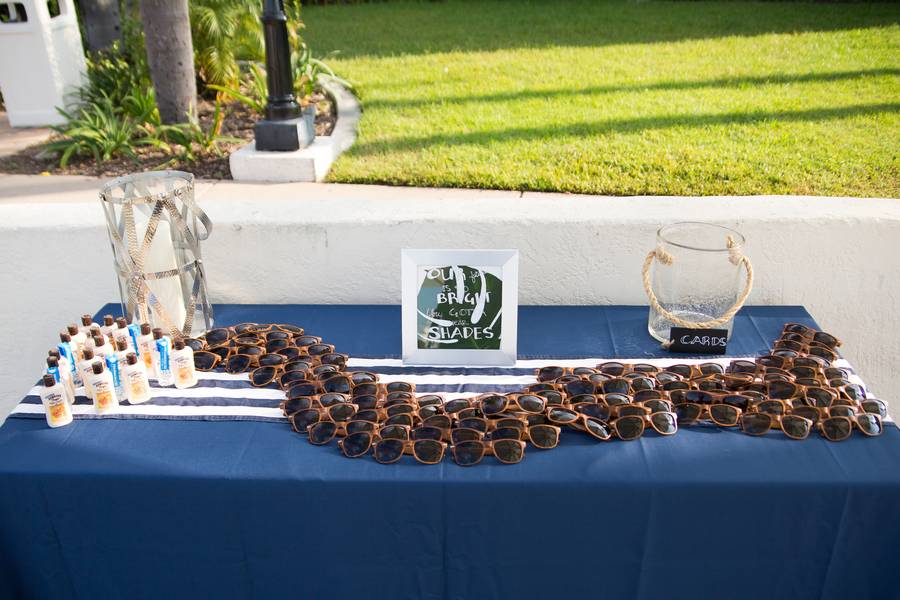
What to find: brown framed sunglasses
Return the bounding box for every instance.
[451,439,526,466]
[739,412,812,439]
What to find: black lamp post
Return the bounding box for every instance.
[254,0,308,151]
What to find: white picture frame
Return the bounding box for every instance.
[401,249,518,366]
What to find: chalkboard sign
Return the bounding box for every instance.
[402,250,518,365]
[668,327,728,354]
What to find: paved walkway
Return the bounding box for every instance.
[0,112,51,158]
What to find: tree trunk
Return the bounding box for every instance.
[139,0,196,124]
[79,0,122,52]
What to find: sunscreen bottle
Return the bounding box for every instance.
[100,314,116,339]
[136,323,155,370]
[46,355,75,404]
[153,328,174,386]
[67,324,87,362]
[123,353,152,404]
[58,332,82,386]
[172,339,198,389]
[40,374,73,428]
[107,341,127,401]
[79,314,99,337]
[78,346,96,400]
[88,361,119,414]
[93,334,115,363]
[113,317,133,351]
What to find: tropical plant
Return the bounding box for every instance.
[189,0,266,89]
[147,99,242,164]
[79,42,150,108]
[207,62,268,115]
[45,97,144,167]
[291,43,350,103]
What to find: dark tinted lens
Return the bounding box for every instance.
[458,417,487,433]
[564,380,595,396]
[417,394,443,408]
[386,391,414,403]
[576,403,610,420]
[633,390,663,402]
[277,347,303,360]
[666,365,693,378]
[290,409,320,434]
[350,371,378,385]
[232,323,256,334]
[829,405,854,418]
[675,403,702,423]
[598,362,626,376]
[537,366,564,381]
[813,331,839,348]
[516,394,545,413]
[862,400,887,417]
[781,415,811,439]
[490,427,521,441]
[380,425,409,440]
[266,331,291,342]
[280,371,309,389]
[842,384,866,401]
[453,441,484,466]
[630,377,655,392]
[684,390,713,405]
[288,382,321,398]
[387,403,415,417]
[411,426,443,441]
[821,417,852,440]
[493,440,524,463]
[419,405,441,419]
[656,372,682,384]
[602,379,629,395]
[225,354,252,373]
[758,400,785,416]
[856,414,882,436]
[347,420,376,435]
[374,439,405,463]
[209,346,231,361]
[251,366,277,386]
[258,353,286,367]
[741,413,771,435]
[413,440,444,463]
[320,353,347,367]
[385,414,414,427]
[529,425,559,449]
[329,403,356,422]
[663,381,690,391]
[424,415,452,429]
[604,393,631,407]
[193,351,219,371]
[352,383,378,397]
[308,421,337,444]
[805,387,834,408]
[352,394,378,409]
[615,416,644,440]
[633,363,659,374]
[451,428,483,444]
[282,396,311,415]
[323,376,352,394]
[650,412,678,434]
[791,406,820,423]
[709,404,738,426]
[353,409,379,423]
[265,339,290,353]
[722,394,751,411]
[767,381,797,400]
[584,417,611,440]
[386,382,414,393]
[184,338,205,351]
[643,399,672,414]
[548,408,578,424]
[480,395,507,415]
[294,335,321,347]
[618,405,648,418]
[317,393,348,407]
[276,324,304,335]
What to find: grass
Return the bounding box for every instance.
[304,0,900,197]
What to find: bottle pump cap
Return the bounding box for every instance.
[93,335,104,347]
[141,323,152,336]
[103,315,114,326]
[59,332,71,343]
[116,317,128,329]
[82,347,94,360]
[48,349,60,358]
[82,314,93,326]
[116,338,128,351]
[42,374,56,387]
[126,353,138,365]
[46,356,59,367]
[91,361,105,375]
[67,324,79,336]
[152,328,164,340]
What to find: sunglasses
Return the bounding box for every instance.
[675,403,742,427]
[193,350,221,371]
[739,412,812,439]
[612,412,678,440]
[478,393,546,415]
[817,414,882,441]
[451,439,526,466]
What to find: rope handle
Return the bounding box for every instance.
[642,235,754,329]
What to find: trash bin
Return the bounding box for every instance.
[0,0,86,127]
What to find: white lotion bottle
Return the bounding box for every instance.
[92,334,115,363]
[100,314,116,339]
[67,324,87,363]
[46,355,75,404]
[77,346,96,400]
[79,314,100,337]
[123,353,152,404]
[40,374,73,428]
[113,317,133,351]
[88,361,119,414]
[58,332,82,387]
[172,339,198,389]
[136,323,155,371]
[153,328,174,386]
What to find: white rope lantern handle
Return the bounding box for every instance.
[642,235,754,330]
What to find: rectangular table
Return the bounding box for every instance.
[1,305,899,600]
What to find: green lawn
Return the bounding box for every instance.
[304,0,900,197]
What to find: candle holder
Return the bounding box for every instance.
[100,171,214,338]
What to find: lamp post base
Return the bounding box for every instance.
[254,108,315,151]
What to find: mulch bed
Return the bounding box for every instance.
[0,92,335,180]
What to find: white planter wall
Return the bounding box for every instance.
[0,176,897,423]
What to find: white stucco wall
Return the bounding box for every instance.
[1,175,897,423]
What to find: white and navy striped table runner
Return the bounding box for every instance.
[9,357,883,423]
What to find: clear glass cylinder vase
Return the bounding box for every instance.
[100,171,214,338]
[647,222,748,343]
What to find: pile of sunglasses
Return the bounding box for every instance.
[193,321,887,467]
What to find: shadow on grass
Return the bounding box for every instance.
[306,0,900,58]
[347,103,900,157]
[365,68,900,110]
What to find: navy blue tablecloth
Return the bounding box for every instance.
[1,305,899,600]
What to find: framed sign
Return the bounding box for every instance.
[401,249,518,366]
